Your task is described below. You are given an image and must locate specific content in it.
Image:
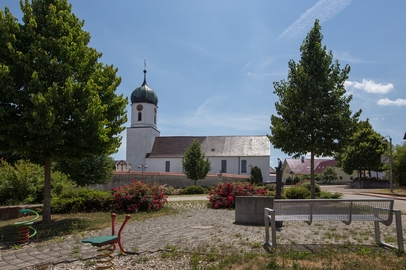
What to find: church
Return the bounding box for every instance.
[124,67,271,182]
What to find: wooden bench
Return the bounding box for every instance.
[264,199,404,251]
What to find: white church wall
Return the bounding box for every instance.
[143,156,270,182]
[126,127,159,169]
[209,156,269,181]
[208,157,239,175]
[146,157,183,173]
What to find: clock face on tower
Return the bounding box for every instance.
[136,104,143,111]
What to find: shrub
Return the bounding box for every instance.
[256,184,277,196]
[285,177,292,185]
[0,160,74,205]
[181,186,207,195]
[284,186,309,199]
[300,182,321,193]
[52,188,113,213]
[162,186,183,195]
[250,166,263,184]
[111,180,167,213]
[208,182,266,209]
[263,184,276,191]
[318,191,343,199]
[293,176,301,185]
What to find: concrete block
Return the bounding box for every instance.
[235,196,274,225]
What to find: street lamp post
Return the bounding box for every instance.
[382,136,393,193]
[248,163,253,184]
[138,164,147,181]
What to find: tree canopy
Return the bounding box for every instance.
[335,120,384,178]
[54,155,114,187]
[250,166,263,185]
[321,167,339,184]
[390,142,406,186]
[0,0,127,223]
[183,139,211,186]
[268,19,361,198]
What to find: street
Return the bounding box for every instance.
[321,185,406,213]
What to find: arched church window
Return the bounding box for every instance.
[138,112,142,121]
[154,114,156,124]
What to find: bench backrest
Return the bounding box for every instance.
[273,199,394,225]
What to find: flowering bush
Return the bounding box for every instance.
[111,180,167,213]
[208,182,266,209]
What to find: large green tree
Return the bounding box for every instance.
[0,0,127,223]
[54,155,114,187]
[183,139,211,186]
[336,120,384,179]
[268,20,361,198]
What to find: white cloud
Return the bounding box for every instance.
[377,98,406,106]
[345,79,394,94]
[278,0,353,40]
[240,58,275,76]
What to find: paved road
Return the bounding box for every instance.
[321,185,406,212]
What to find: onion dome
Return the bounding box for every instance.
[130,69,158,105]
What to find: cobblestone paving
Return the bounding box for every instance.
[0,201,263,269]
[1,200,405,270]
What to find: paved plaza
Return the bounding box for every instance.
[1,187,405,269]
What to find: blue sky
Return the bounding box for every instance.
[3,0,406,167]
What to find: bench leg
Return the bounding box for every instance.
[374,210,404,252]
[394,210,404,252]
[264,208,276,247]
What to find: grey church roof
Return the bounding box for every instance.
[148,136,270,158]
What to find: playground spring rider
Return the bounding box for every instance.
[82,213,131,269]
[13,209,39,243]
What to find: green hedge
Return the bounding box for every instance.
[51,188,113,213]
[181,186,207,195]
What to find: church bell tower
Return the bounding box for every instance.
[126,63,160,169]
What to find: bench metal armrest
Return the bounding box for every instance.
[373,207,393,226]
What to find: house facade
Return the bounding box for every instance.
[125,68,270,182]
[281,157,358,183]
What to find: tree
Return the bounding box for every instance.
[321,167,339,184]
[0,151,22,166]
[336,120,384,179]
[54,155,114,187]
[0,160,73,205]
[250,166,263,184]
[391,142,406,186]
[183,139,211,186]
[0,1,127,223]
[268,20,361,198]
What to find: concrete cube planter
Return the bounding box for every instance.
[235,196,274,225]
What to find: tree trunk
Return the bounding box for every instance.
[310,152,315,199]
[43,157,52,224]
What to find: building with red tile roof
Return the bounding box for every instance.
[281,157,358,183]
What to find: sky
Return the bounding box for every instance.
[2,0,406,167]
